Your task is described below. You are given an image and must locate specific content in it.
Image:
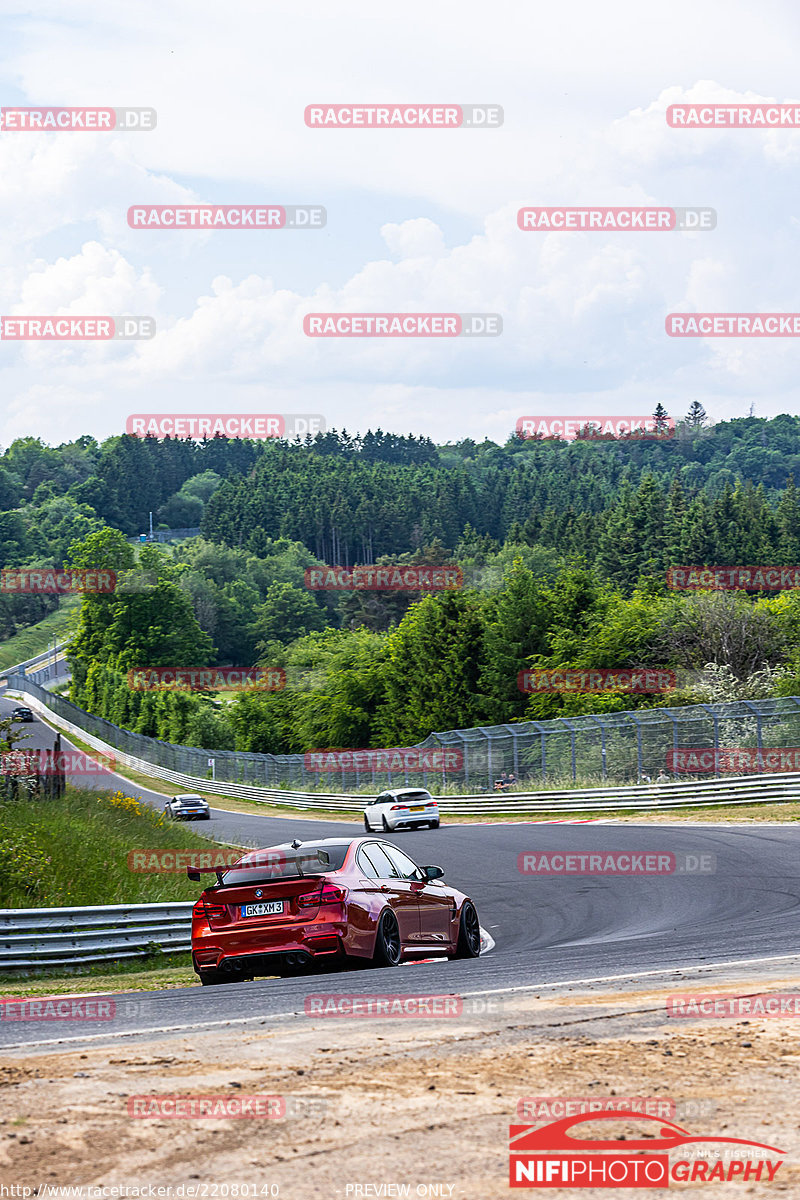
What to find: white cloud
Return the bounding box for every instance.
[2,0,800,441]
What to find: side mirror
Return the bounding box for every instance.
[187,867,201,882]
[423,865,445,881]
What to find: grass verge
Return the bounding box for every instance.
[0,784,246,908]
[0,956,197,995]
[0,598,79,671]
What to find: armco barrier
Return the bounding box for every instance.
[0,902,494,971]
[0,640,68,679]
[6,681,800,815]
[0,902,193,969]
[12,670,800,793]
[11,671,800,792]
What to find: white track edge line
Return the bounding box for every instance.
[3,950,799,1051]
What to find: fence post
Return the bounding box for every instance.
[742,701,763,769]
[668,708,679,767]
[626,713,643,779]
[698,704,721,777]
[560,719,577,782]
[54,732,65,797]
[449,731,468,788]
[525,721,548,783]
[500,725,520,780]
[589,716,608,781]
[476,728,492,790]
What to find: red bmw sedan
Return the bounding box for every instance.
[189,836,481,985]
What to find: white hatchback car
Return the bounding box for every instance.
[363,788,440,832]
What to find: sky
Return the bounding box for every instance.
[2,0,800,446]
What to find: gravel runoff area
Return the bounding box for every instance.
[1,964,799,1198]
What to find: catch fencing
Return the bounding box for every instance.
[7,673,800,794]
[0,902,193,969]
[147,527,201,543]
[0,642,67,679]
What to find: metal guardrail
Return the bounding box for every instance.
[0,902,193,969]
[1,641,68,678]
[6,685,800,815]
[12,659,800,792]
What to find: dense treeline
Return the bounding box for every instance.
[0,429,438,541]
[10,411,800,756]
[63,529,800,755]
[3,415,800,566]
[202,418,800,572]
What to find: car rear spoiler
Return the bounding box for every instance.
[187,847,330,884]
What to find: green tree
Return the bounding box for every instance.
[66,527,135,572]
[376,592,488,744]
[685,400,707,428]
[249,583,327,648]
[653,402,671,435]
[480,557,547,721]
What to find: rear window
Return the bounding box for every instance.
[218,842,349,887]
[396,790,432,802]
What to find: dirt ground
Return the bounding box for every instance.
[1,975,799,1198]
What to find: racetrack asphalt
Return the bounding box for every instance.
[3,692,800,1051]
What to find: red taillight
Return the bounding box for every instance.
[297,883,346,908]
[197,897,227,921]
[390,805,408,811]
